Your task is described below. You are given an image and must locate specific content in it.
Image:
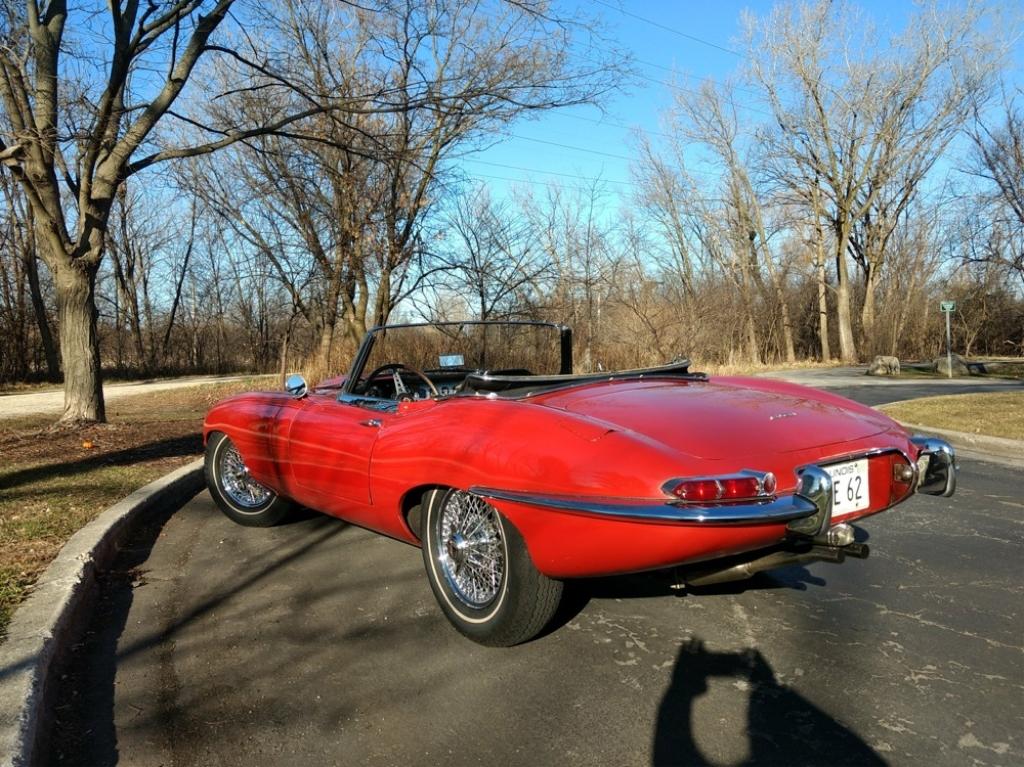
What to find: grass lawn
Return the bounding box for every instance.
[0,378,272,638]
[879,391,1024,441]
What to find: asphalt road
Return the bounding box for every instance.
[763,367,1022,406]
[46,380,1024,767]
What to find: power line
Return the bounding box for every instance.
[568,46,771,117]
[631,70,774,118]
[572,50,773,118]
[497,133,720,180]
[512,135,635,162]
[462,171,634,194]
[631,56,763,101]
[591,0,742,57]
[461,158,639,188]
[556,111,673,141]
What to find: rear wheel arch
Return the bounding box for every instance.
[400,484,448,542]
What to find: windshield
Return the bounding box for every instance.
[352,322,567,385]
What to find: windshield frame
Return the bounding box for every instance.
[342,320,574,396]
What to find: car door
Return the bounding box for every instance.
[286,395,385,515]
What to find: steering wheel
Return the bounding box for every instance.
[362,362,439,399]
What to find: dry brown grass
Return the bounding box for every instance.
[0,377,273,637]
[879,391,1024,441]
[696,359,844,377]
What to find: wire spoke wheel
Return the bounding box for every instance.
[217,442,272,510]
[436,491,505,608]
[422,486,563,645]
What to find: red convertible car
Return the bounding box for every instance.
[203,321,956,646]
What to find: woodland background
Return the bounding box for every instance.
[0,0,1021,421]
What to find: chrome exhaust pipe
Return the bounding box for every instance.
[681,540,868,588]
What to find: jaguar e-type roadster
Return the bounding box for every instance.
[203,321,957,646]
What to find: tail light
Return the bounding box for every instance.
[888,453,915,504]
[665,471,776,504]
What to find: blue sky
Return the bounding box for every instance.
[457,0,1023,211]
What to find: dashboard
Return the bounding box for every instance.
[356,366,536,402]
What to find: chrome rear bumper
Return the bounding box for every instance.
[472,438,957,528]
[911,436,957,497]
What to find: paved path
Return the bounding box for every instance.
[765,364,1019,397]
[0,376,266,420]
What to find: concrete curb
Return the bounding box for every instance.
[895,421,1024,461]
[0,458,204,767]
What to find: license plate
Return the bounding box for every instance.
[826,459,870,518]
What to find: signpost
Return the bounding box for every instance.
[940,301,956,378]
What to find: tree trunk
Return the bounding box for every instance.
[317,319,335,373]
[750,205,795,363]
[23,247,60,381]
[736,259,760,364]
[834,279,857,363]
[833,228,858,363]
[163,241,193,361]
[111,249,149,374]
[815,238,831,362]
[770,271,796,363]
[860,261,879,354]
[279,321,291,386]
[890,259,921,357]
[761,250,798,362]
[54,261,105,423]
[743,315,757,362]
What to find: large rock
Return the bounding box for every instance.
[935,353,970,376]
[866,355,901,376]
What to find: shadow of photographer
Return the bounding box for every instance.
[653,638,886,767]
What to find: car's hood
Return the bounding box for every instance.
[531,378,895,460]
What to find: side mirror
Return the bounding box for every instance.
[284,373,308,398]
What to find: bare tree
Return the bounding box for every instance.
[194,0,618,373]
[747,0,1001,361]
[0,0,338,421]
[522,181,617,371]
[436,189,551,321]
[635,136,763,363]
[966,85,1024,288]
[0,167,57,379]
[1,0,615,421]
[673,79,797,362]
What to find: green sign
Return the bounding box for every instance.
[940,301,956,312]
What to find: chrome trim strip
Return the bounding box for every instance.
[815,445,918,478]
[467,486,818,525]
[911,437,957,497]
